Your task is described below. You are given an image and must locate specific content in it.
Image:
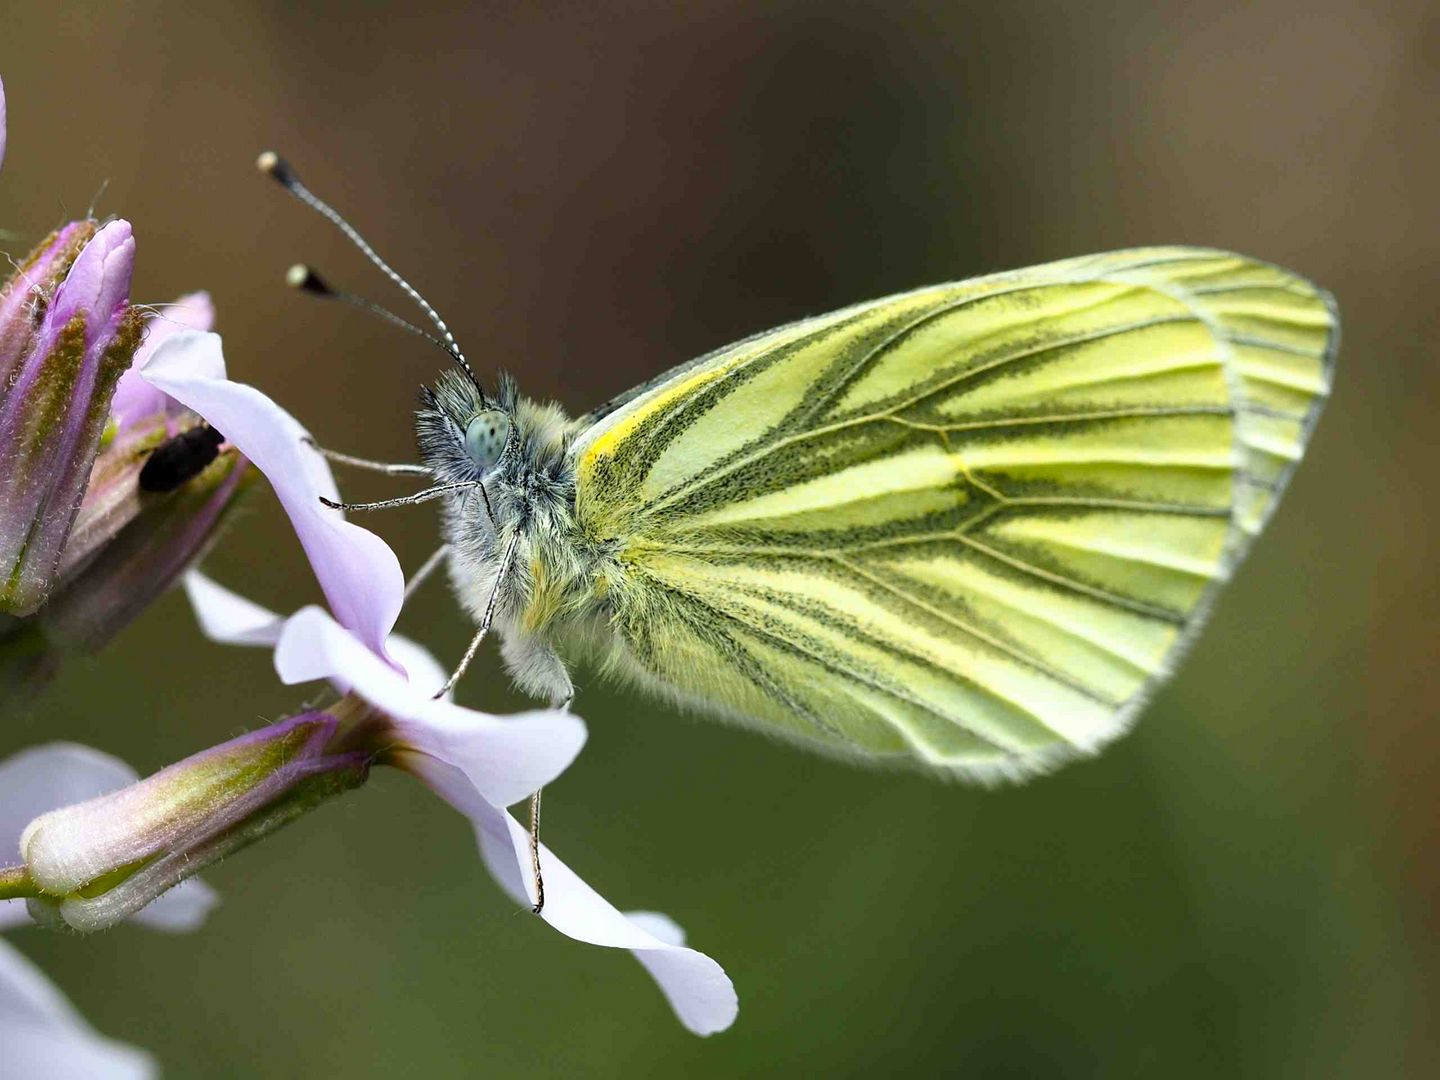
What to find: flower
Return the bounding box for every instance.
[3,334,577,918]
[0,77,249,690]
[194,582,737,1035]
[1,742,218,1079]
[155,330,738,1035]
[0,328,735,1034]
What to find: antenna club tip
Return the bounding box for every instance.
[286,263,330,294]
[256,150,296,184]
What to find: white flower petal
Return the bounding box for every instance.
[275,607,585,808]
[0,901,28,930]
[0,938,155,1079]
[182,571,286,647]
[478,795,736,1036]
[127,877,219,934]
[623,910,688,947]
[142,332,404,659]
[384,631,451,700]
[409,759,736,1036]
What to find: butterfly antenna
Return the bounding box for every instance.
[256,151,488,402]
[286,263,457,358]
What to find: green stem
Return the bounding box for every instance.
[0,863,40,900]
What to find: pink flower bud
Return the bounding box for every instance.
[18,714,368,933]
[0,221,142,614]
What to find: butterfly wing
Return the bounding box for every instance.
[571,248,1336,779]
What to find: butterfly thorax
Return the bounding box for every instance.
[415,371,612,699]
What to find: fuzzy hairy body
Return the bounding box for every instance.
[418,372,592,705]
[415,248,1336,780]
[418,384,755,722]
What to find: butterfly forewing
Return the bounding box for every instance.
[572,247,1335,779]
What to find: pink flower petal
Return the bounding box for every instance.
[111,292,215,430]
[45,220,135,352]
[141,332,403,658]
[183,570,449,697]
[408,759,736,1036]
[0,939,154,1079]
[275,606,585,808]
[0,76,7,175]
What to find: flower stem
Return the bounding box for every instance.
[0,863,39,900]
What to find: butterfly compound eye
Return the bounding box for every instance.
[464,410,511,471]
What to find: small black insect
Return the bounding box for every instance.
[138,424,226,493]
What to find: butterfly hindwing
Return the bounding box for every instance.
[571,247,1336,779]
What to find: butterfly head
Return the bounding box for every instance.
[416,369,515,485]
[415,367,576,562]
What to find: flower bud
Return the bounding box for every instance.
[0,221,94,391]
[17,713,368,932]
[0,219,142,615]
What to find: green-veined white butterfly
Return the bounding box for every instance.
[261,154,1335,902]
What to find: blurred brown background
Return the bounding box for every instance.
[3,1,1437,1076]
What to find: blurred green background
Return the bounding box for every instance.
[3,1,1437,1076]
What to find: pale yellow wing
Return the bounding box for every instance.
[571,248,1336,780]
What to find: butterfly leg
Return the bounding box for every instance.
[434,531,521,699]
[319,480,478,513]
[432,532,560,913]
[528,788,545,915]
[497,637,575,915]
[301,437,431,476]
[404,544,449,601]
[436,621,487,698]
[527,692,573,917]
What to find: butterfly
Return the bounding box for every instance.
[260,155,1335,902]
